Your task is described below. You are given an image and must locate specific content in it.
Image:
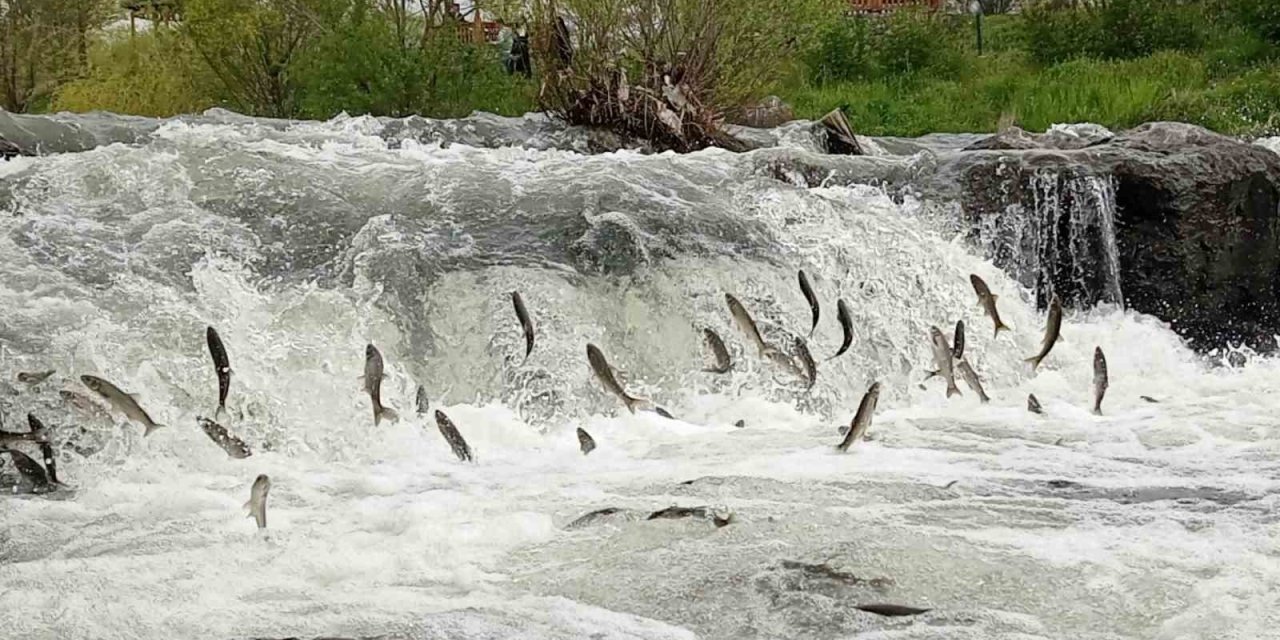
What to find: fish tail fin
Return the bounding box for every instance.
[214,405,228,422]
[946,382,961,398]
[1025,355,1043,370]
[922,370,938,381]
[1092,406,1102,416]
[994,321,1010,337]
[624,395,651,414]
[144,423,164,437]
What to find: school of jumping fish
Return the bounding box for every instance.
[0,271,1112,618]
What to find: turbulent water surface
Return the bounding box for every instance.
[0,112,1277,640]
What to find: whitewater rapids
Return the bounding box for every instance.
[0,112,1277,640]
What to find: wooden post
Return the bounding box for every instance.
[473,0,483,43]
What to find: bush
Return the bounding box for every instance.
[530,0,839,151]
[1020,1,1104,65]
[879,10,964,77]
[1234,0,1280,44]
[53,31,219,116]
[1021,0,1204,65]
[803,10,962,85]
[806,17,877,84]
[1095,0,1204,59]
[294,6,534,120]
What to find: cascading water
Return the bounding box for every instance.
[972,169,1124,310]
[0,113,1276,640]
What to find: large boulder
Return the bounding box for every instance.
[954,122,1280,351]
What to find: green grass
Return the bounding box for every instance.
[781,50,1280,136]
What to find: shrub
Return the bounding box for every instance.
[878,9,964,77]
[1019,1,1104,65]
[529,0,839,151]
[1234,0,1280,44]
[53,31,219,116]
[806,17,878,84]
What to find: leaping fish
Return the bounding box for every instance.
[207,327,232,420]
[828,299,853,361]
[798,270,820,337]
[956,359,990,404]
[929,327,961,398]
[1092,346,1108,415]
[725,293,781,359]
[577,427,596,455]
[836,382,881,452]
[434,410,474,462]
[80,375,164,436]
[701,328,731,374]
[586,343,648,414]
[970,274,1010,338]
[511,291,535,363]
[244,474,270,530]
[1025,296,1063,371]
[363,344,399,426]
[197,416,253,459]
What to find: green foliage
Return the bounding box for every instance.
[294,5,534,120]
[0,0,116,112]
[52,31,219,116]
[785,51,1280,137]
[879,10,965,76]
[1234,0,1280,44]
[804,11,963,85]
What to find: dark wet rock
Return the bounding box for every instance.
[951,122,1280,351]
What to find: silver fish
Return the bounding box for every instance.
[929,327,960,398]
[577,427,596,455]
[794,337,817,389]
[836,382,881,452]
[1026,296,1062,371]
[197,416,252,459]
[725,293,780,359]
[970,274,1010,338]
[952,320,965,360]
[1027,393,1043,414]
[828,298,853,361]
[1140,395,1159,403]
[956,359,990,404]
[434,410,473,462]
[512,291,535,363]
[653,407,676,420]
[2,448,49,490]
[363,344,399,426]
[586,343,647,413]
[702,328,731,374]
[1093,346,1108,415]
[16,370,55,385]
[415,385,430,415]
[798,270,820,337]
[80,375,164,436]
[207,327,232,421]
[244,474,270,530]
